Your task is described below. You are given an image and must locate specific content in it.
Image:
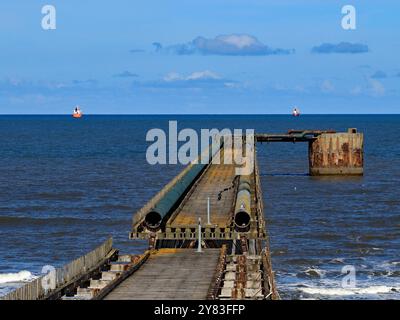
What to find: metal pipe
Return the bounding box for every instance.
[234,175,252,231]
[144,140,223,230]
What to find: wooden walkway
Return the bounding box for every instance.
[169,164,235,227]
[168,157,237,228]
[104,249,220,300]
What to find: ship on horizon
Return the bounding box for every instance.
[292,107,300,117]
[72,106,82,118]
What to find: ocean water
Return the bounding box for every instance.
[0,115,399,299]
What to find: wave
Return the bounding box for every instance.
[299,285,399,296]
[297,267,326,278]
[0,271,37,284]
[28,191,84,201]
[329,258,345,264]
[378,261,400,268]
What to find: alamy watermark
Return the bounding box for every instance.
[41,265,56,291]
[41,5,56,30]
[40,4,357,31]
[341,265,357,288]
[145,121,255,175]
[341,5,356,30]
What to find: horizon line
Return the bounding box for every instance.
[1,113,400,116]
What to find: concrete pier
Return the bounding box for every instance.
[308,128,364,176]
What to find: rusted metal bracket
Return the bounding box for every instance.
[206,245,227,300]
[232,255,247,299]
[240,235,248,254]
[148,232,157,250]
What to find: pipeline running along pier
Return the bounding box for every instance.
[1,128,363,300]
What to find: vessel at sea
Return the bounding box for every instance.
[292,107,300,117]
[72,106,82,118]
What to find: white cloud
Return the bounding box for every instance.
[186,70,220,80]
[157,34,294,56]
[217,34,258,49]
[163,70,221,82]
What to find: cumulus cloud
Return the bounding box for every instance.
[156,34,295,56]
[312,42,369,54]
[371,70,387,79]
[114,71,139,78]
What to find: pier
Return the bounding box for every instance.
[1,129,363,301]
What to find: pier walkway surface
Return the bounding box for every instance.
[104,249,220,300]
[169,148,236,228]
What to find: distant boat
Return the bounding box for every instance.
[292,107,300,117]
[72,106,82,118]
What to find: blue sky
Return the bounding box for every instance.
[0,0,399,114]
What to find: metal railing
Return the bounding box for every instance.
[1,237,113,300]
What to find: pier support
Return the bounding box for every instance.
[308,128,363,176]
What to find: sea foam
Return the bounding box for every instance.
[0,271,36,284]
[299,285,399,296]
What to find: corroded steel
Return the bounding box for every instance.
[256,130,335,142]
[206,245,227,300]
[261,247,280,300]
[232,255,247,299]
[309,129,364,175]
[240,236,248,254]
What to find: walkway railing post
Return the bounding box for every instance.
[197,217,202,253]
[207,197,211,225]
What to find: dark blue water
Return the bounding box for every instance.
[0,115,399,299]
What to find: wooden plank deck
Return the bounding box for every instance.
[103,249,221,300]
[168,148,237,228]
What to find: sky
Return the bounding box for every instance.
[0,0,399,114]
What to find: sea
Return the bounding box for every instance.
[0,115,399,299]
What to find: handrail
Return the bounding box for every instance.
[1,237,113,300]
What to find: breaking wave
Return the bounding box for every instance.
[299,285,399,296]
[0,271,37,284]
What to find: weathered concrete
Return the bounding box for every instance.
[308,128,363,176]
